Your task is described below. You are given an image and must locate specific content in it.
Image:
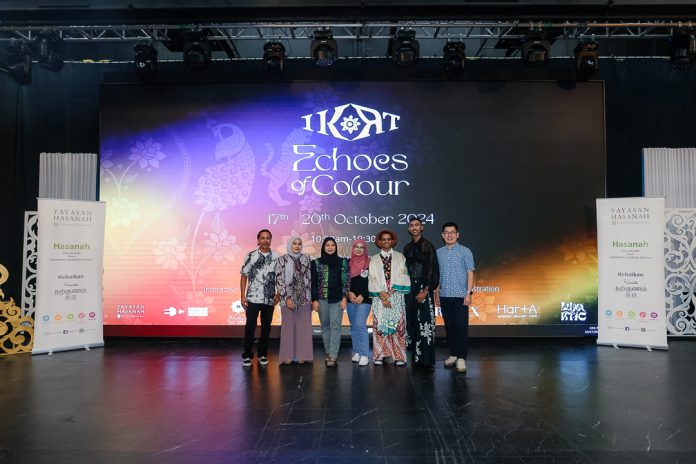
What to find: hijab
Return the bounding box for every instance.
[319,236,340,267]
[285,236,302,283]
[349,239,370,278]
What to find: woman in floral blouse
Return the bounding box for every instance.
[275,237,313,364]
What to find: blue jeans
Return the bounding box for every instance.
[347,303,371,357]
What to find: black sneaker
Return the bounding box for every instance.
[242,357,252,367]
[259,356,269,365]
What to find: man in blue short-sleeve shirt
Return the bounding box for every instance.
[435,222,475,373]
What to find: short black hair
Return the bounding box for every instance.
[407,215,423,225]
[441,222,458,232]
[257,229,272,239]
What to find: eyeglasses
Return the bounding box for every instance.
[442,231,457,235]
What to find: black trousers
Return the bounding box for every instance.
[404,290,420,355]
[439,297,469,359]
[243,302,275,359]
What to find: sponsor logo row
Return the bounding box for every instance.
[115,305,211,319]
[110,301,594,322]
[41,312,97,322]
[603,309,659,319]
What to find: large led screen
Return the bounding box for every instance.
[100,81,605,335]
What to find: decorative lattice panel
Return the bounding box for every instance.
[664,209,696,336]
[21,211,38,319]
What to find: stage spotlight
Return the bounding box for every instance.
[183,32,212,70]
[443,41,466,79]
[5,40,32,85]
[574,41,599,80]
[388,29,419,67]
[670,31,696,69]
[134,43,158,83]
[34,31,63,71]
[263,41,286,78]
[310,28,337,67]
[523,38,551,66]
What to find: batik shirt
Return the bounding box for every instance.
[436,243,475,298]
[241,249,278,305]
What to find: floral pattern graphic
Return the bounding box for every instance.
[204,229,241,263]
[129,138,166,171]
[153,237,187,270]
[299,194,323,214]
[139,123,253,324]
[106,196,141,227]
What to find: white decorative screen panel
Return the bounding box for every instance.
[664,209,696,336]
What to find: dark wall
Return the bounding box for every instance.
[1,58,695,303]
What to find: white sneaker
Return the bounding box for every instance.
[444,356,457,367]
[374,358,383,366]
[352,353,360,362]
[395,360,406,367]
[359,356,369,366]
[456,358,467,373]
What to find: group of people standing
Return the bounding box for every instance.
[239,218,475,373]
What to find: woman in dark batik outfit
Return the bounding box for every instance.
[311,237,350,367]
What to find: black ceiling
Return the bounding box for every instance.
[2,1,696,25]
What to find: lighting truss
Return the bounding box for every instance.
[1,21,695,60]
[1,21,695,42]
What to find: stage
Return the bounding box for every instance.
[1,338,694,463]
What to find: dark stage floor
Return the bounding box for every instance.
[1,338,695,464]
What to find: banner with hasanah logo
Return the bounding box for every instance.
[33,198,106,355]
[596,197,667,349]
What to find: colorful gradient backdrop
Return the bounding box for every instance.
[100,81,604,335]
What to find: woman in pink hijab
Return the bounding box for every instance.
[347,239,372,366]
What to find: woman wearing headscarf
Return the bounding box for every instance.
[275,236,313,364]
[368,229,411,366]
[311,237,350,367]
[347,239,372,367]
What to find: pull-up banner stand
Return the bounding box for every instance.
[596,197,668,350]
[32,198,106,355]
